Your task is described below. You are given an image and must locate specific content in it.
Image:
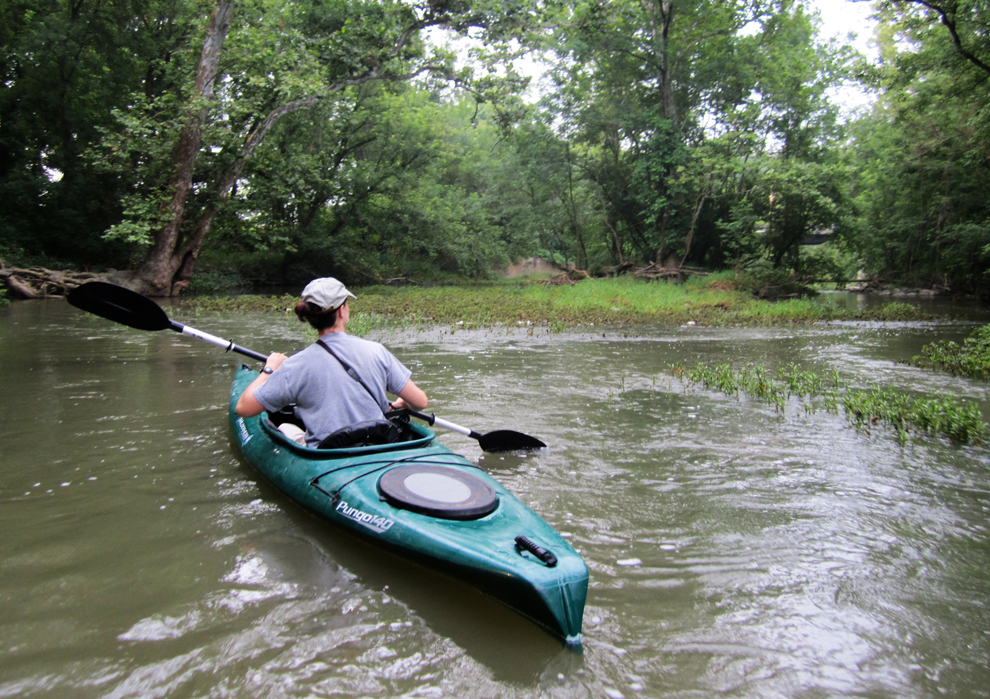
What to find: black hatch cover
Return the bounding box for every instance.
[379,465,498,520]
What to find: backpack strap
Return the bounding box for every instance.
[317,339,387,413]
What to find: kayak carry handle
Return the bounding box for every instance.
[515,535,558,567]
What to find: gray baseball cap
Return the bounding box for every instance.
[301,277,356,311]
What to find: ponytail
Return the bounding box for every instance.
[294,300,338,331]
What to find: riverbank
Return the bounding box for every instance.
[184,277,930,329]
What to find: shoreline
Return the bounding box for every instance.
[181,278,937,330]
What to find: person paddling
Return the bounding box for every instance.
[235,277,428,447]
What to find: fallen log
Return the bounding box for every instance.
[383,276,421,286]
[545,268,592,286]
[0,265,102,299]
[633,263,684,281]
[602,262,635,277]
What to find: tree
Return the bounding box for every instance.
[536,0,850,272]
[846,0,990,291]
[98,0,539,294]
[0,0,197,266]
[879,0,990,76]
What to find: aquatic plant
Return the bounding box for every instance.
[738,363,787,412]
[909,324,990,381]
[842,388,986,445]
[867,301,925,322]
[673,361,985,445]
[776,363,842,412]
[683,362,739,396]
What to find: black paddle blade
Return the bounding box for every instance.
[477,430,547,453]
[67,281,171,331]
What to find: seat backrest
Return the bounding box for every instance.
[317,419,402,450]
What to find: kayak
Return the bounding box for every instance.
[228,365,588,644]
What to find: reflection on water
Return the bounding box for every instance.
[1,297,989,698]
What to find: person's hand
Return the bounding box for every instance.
[264,352,287,373]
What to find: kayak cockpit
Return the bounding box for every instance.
[259,410,437,457]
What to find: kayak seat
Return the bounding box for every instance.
[378,464,498,520]
[264,408,420,449]
[318,419,403,450]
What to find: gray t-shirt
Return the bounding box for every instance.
[253,333,412,447]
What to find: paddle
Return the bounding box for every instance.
[389,409,546,452]
[67,281,267,361]
[68,281,547,452]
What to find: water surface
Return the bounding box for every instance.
[1,298,989,698]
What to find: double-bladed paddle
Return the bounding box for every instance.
[67,281,546,452]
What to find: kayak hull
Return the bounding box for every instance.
[228,366,587,644]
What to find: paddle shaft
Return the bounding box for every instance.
[168,320,268,362]
[404,410,483,440]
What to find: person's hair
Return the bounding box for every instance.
[294,300,339,330]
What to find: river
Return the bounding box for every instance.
[1,295,989,698]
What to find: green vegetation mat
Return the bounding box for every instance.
[184,278,928,330]
[674,361,986,446]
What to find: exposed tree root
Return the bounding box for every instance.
[0,262,102,299]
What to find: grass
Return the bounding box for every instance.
[183,277,930,329]
[672,361,985,445]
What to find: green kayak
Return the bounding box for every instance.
[228,366,588,645]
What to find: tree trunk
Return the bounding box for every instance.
[134,0,232,296]
[563,143,589,270]
[680,191,707,268]
[168,96,322,292]
[645,0,678,265]
[644,0,675,123]
[600,191,625,266]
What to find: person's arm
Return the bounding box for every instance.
[235,352,287,417]
[389,379,428,412]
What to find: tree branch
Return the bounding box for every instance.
[891,0,990,75]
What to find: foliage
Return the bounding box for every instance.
[846,0,990,292]
[735,258,811,299]
[0,0,194,267]
[673,360,985,444]
[799,244,859,287]
[909,324,990,380]
[536,0,853,273]
[3,0,988,298]
[10,0,548,294]
[200,91,540,284]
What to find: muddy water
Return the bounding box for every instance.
[1,297,989,698]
